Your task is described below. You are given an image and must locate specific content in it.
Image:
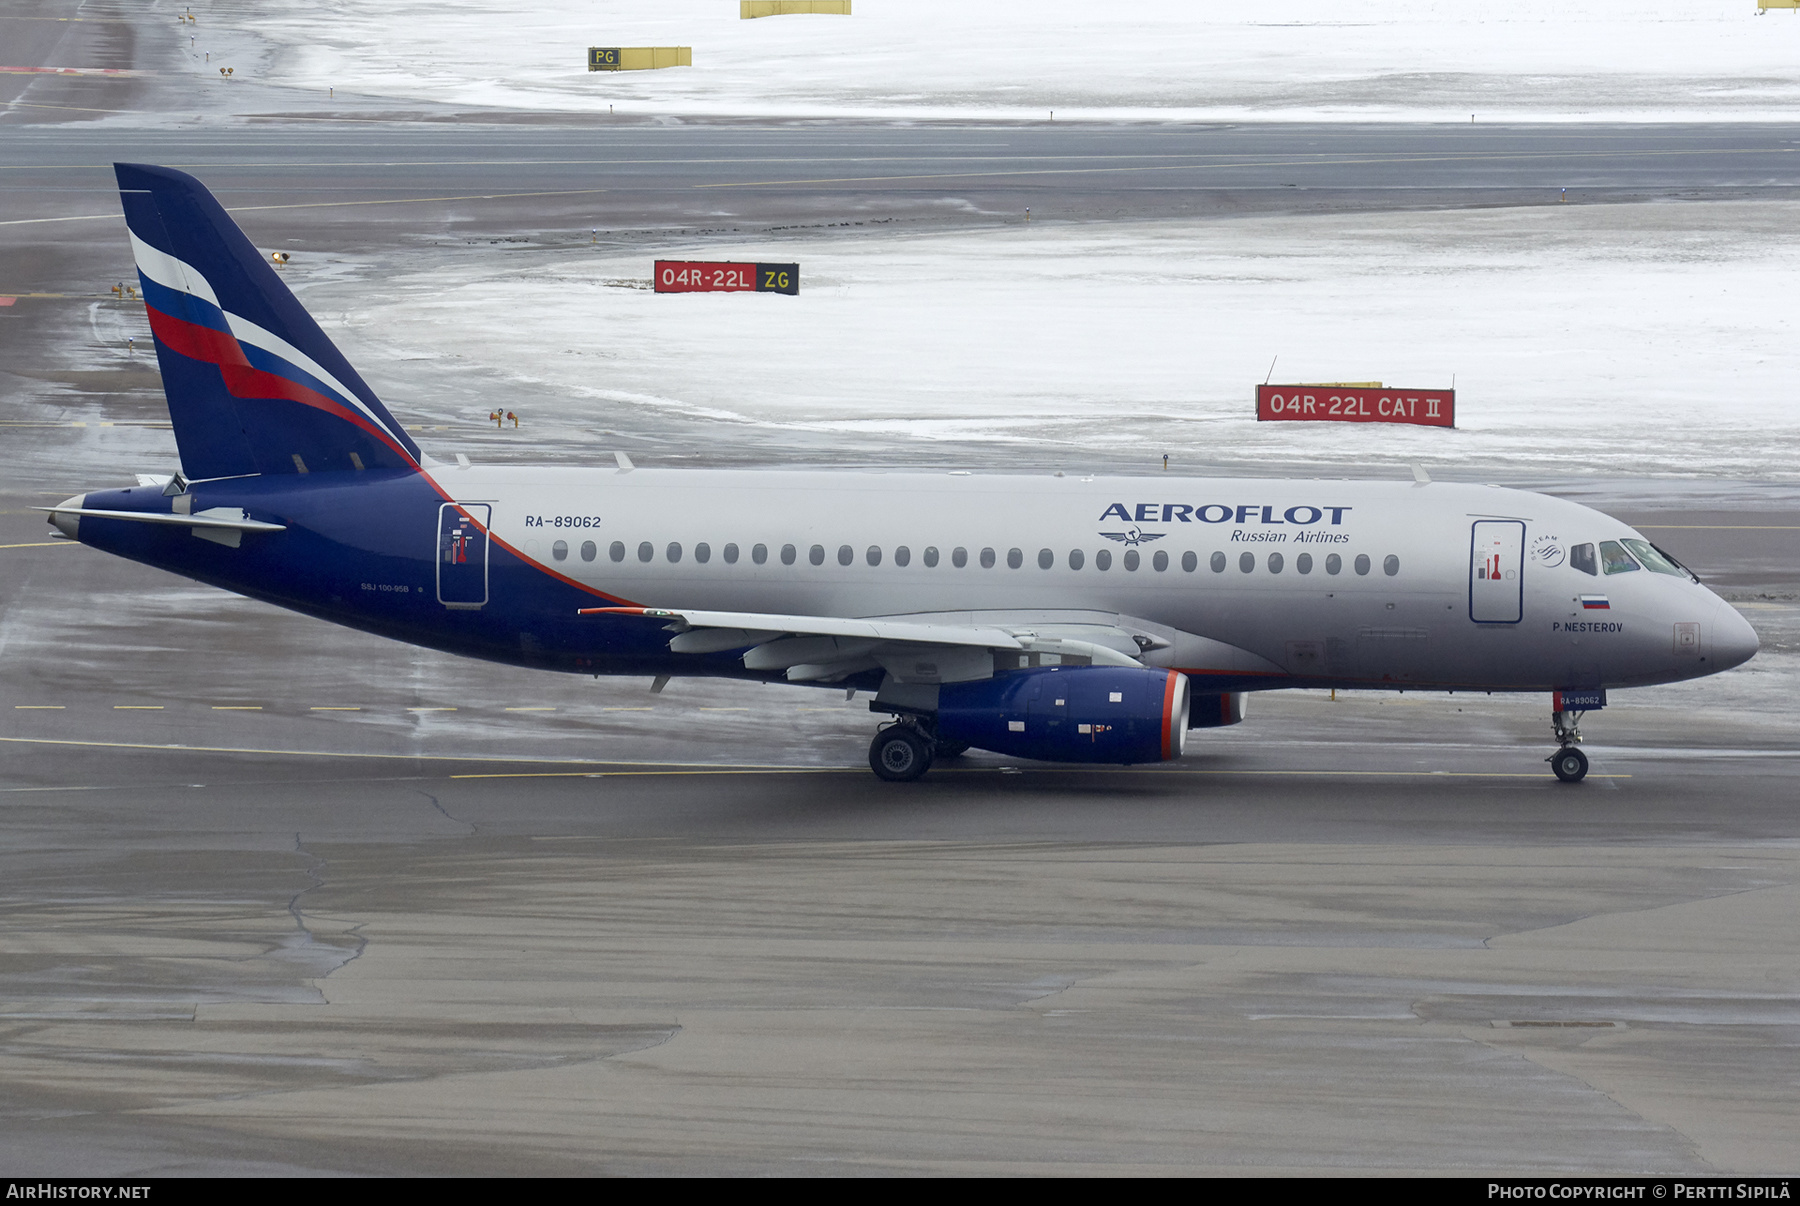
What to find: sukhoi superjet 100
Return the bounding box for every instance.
[42,165,1760,782]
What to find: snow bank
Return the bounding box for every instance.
[334,200,1800,481]
[235,0,1800,122]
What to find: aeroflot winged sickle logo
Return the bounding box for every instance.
[1100,527,1164,547]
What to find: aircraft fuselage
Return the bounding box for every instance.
[56,466,1757,695]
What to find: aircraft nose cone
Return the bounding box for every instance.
[48,494,85,540]
[1712,599,1759,672]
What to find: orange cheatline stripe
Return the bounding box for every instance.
[1160,670,1177,760]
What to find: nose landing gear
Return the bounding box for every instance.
[1549,744,1589,783]
[1547,707,1589,783]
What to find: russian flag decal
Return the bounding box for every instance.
[1580,595,1610,610]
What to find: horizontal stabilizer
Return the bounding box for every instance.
[35,505,285,532]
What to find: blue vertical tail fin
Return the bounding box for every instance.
[115,162,421,479]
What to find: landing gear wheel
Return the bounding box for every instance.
[1549,746,1589,783]
[871,727,933,782]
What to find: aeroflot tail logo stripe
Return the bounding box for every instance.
[127,230,414,457]
[129,229,222,311]
[1100,503,1352,525]
[144,306,417,464]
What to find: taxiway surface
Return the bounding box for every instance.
[3,491,1797,1175]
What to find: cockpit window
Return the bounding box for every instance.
[1622,538,1688,578]
[1599,540,1640,575]
[1569,543,1597,576]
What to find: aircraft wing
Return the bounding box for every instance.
[578,605,1142,683]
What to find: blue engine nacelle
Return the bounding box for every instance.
[936,666,1191,764]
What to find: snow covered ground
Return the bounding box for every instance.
[320,199,1800,483]
[215,0,1800,123]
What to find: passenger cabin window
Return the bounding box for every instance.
[695,542,711,564]
[1007,548,1023,569]
[780,544,796,566]
[1123,550,1140,571]
[666,542,682,563]
[1038,548,1054,570]
[1268,552,1283,574]
[1069,549,1085,570]
[610,541,626,562]
[1211,551,1226,573]
[1622,538,1687,577]
[1354,554,1371,576]
[1384,554,1400,577]
[1152,550,1168,572]
[894,545,909,567]
[1096,549,1112,571]
[867,545,882,567]
[1239,552,1254,573]
[1599,540,1640,575]
[724,543,740,564]
[810,544,826,566]
[581,540,597,562]
[1569,543,1596,575]
[1326,553,1341,575]
[952,547,968,568]
[980,547,996,568]
[1181,551,1196,572]
[753,543,769,565]
[1296,552,1312,574]
[923,546,939,567]
[552,540,568,561]
[837,544,853,566]
[637,541,654,563]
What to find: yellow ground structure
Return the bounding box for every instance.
[1758,0,1800,9]
[742,1,851,18]
[588,47,692,71]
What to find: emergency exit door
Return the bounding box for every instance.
[437,503,490,609]
[1470,520,1524,623]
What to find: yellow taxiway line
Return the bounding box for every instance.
[0,737,1630,780]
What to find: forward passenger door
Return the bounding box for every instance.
[1470,520,1525,623]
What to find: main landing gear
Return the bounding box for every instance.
[870,722,933,782]
[1547,707,1589,783]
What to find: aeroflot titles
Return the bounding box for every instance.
[1098,503,1352,525]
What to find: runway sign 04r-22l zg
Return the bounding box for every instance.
[654,261,799,295]
[1256,384,1455,428]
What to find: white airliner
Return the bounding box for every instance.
[43,164,1761,783]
